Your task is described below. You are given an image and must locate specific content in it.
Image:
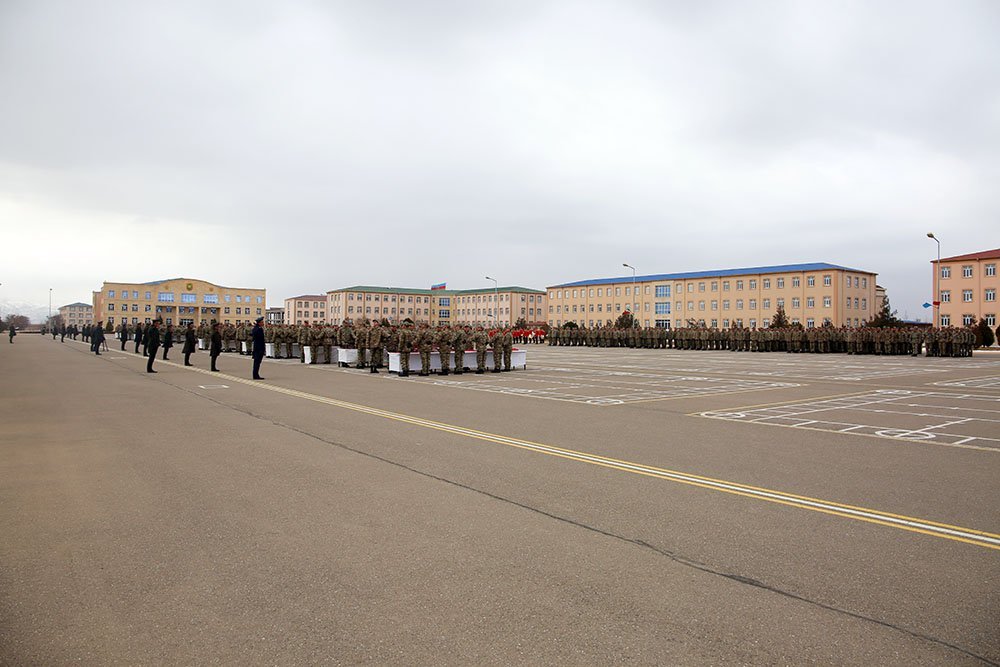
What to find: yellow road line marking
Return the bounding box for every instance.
[130,353,1000,550]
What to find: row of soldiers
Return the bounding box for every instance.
[216,320,519,376]
[547,325,977,357]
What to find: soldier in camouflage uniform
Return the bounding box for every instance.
[355,319,369,369]
[396,322,414,377]
[437,326,453,376]
[415,323,433,376]
[500,326,514,371]
[368,320,384,373]
[472,326,489,374]
[452,326,469,374]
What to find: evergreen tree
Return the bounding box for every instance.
[615,311,636,328]
[974,318,995,347]
[769,305,789,328]
[868,295,903,327]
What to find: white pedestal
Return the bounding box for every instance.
[265,342,276,358]
[304,345,317,364]
[242,341,249,354]
[199,338,208,350]
[338,348,358,367]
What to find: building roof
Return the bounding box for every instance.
[328,285,545,296]
[286,294,327,300]
[103,278,264,290]
[548,262,874,289]
[59,302,92,309]
[933,248,1000,263]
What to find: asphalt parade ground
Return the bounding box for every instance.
[2,335,998,665]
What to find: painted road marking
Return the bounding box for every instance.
[144,360,1000,551]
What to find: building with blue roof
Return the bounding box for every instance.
[545,262,878,330]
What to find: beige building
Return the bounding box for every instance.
[326,285,547,327]
[547,262,878,329]
[931,248,999,328]
[92,278,266,328]
[284,295,329,325]
[58,302,93,327]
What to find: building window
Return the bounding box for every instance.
[762,279,771,289]
[439,297,451,307]
[963,290,973,302]
[181,293,196,303]
[861,298,866,310]
[861,277,867,288]
[736,299,744,310]
[710,281,718,292]
[984,313,996,326]
[158,292,175,302]
[963,314,974,326]
[823,296,831,307]
[108,290,116,298]
[823,275,831,287]
[941,314,951,326]
[722,300,730,310]
[107,303,114,311]
[655,302,670,315]
[806,297,815,308]
[736,280,744,290]
[986,288,996,302]
[711,300,718,310]
[776,298,785,308]
[776,278,784,289]
[941,290,951,302]
[807,276,815,287]
[962,265,973,278]
[655,285,670,298]
[792,277,800,288]
[941,266,951,279]
[806,318,815,328]
[749,299,757,310]
[615,287,621,296]
[792,297,800,308]
[204,294,218,304]
[687,301,694,311]
[985,264,996,277]
[749,279,757,290]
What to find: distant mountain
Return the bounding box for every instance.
[0,300,52,324]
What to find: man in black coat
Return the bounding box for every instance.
[134,323,143,354]
[91,322,105,355]
[162,324,174,360]
[251,316,266,380]
[210,323,222,372]
[182,323,197,366]
[146,320,161,373]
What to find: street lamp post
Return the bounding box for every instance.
[927,233,941,327]
[485,276,499,326]
[623,263,636,326]
[48,288,52,321]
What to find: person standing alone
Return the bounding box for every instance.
[183,322,196,366]
[251,317,266,380]
[146,319,161,373]
[210,323,222,372]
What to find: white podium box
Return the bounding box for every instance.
[242,341,250,354]
[304,345,317,364]
[265,342,276,358]
[338,348,358,367]
[199,338,208,350]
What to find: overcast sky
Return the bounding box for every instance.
[1,0,997,321]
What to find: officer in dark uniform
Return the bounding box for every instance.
[145,320,161,372]
[183,323,197,366]
[210,323,222,372]
[251,317,266,380]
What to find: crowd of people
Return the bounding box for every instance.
[545,324,978,357]
[212,320,522,376]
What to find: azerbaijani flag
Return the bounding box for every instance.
[431,282,446,290]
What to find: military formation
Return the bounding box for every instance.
[201,319,522,376]
[546,324,977,357]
